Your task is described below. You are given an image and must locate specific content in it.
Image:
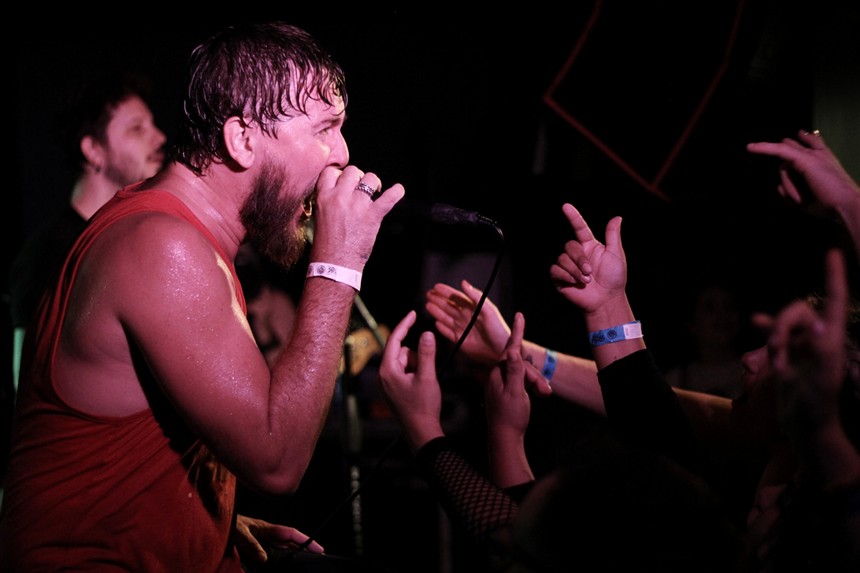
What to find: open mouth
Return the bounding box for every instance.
[301,194,315,220]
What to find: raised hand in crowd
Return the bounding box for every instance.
[425,280,511,366]
[377,310,445,454]
[425,281,553,398]
[754,248,860,492]
[747,129,860,255]
[549,203,644,369]
[482,312,535,488]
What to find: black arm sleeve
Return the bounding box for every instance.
[597,349,707,476]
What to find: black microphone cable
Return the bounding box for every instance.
[440,222,505,372]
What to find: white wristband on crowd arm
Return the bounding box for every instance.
[588,320,643,347]
[306,262,362,291]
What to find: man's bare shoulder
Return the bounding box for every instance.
[95,208,216,259]
[79,209,230,307]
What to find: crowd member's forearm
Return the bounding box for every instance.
[487,428,533,489]
[520,341,605,415]
[400,418,445,456]
[801,422,860,492]
[521,341,741,431]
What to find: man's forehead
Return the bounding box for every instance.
[112,95,148,115]
[303,92,345,116]
[296,98,345,130]
[110,97,153,126]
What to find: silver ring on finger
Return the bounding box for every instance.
[356,181,377,199]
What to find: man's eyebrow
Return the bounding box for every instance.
[318,114,346,129]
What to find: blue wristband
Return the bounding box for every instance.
[588,321,643,347]
[542,349,558,381]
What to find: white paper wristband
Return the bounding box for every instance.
[306,262,362,291]
[588,320,643,347]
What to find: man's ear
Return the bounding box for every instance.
[223,116,256,169]
[80,135,104,171]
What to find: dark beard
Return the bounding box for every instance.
[240,162,310,270]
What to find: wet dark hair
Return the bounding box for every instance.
[170,21,347,174]
[55,70,153,176]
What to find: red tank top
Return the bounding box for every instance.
[0,186,244,572]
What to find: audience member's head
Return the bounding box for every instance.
[55,70,162,180]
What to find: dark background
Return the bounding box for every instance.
[4,3,860,572]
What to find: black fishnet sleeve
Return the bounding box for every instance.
[414,436,519,542]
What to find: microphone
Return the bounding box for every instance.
[387,200,498,227]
